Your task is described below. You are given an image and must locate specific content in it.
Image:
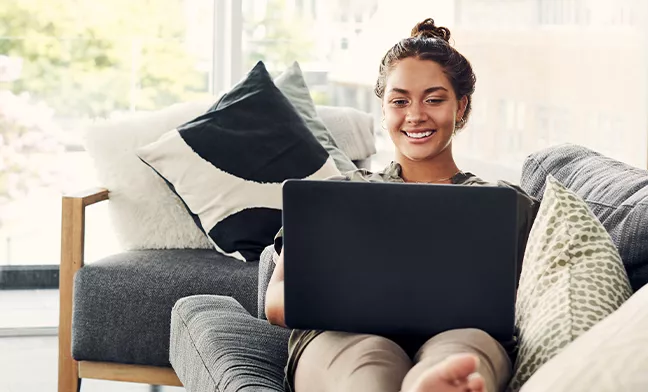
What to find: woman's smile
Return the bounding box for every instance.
[402,129,437,144]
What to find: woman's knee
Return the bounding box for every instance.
[295,333,411,391]
[415,328,500,361]
[326,334,411,390]
[434,328,493,341]
[317,333,411,372]
[425,328,495,346]
[415,328,511,380]
[346,335,411,365]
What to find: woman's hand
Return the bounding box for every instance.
[265,248,286,327]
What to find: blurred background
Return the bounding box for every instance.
[0,0,646,326]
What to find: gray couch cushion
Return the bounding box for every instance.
[170,295,289,392]
[72,249,258,366]
[521,144,648,291]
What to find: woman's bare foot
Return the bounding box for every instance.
[407,354,487,392]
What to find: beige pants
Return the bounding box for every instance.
[293,328,511,392]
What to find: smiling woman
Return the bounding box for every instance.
[382,59,465,177]
[375,18,475,184]
[266,17,540,392]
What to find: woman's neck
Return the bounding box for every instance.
[396,150,460,184]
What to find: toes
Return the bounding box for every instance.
[467,372,486,392]
[439,354,480,382]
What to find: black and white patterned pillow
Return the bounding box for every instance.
[137,61,340,261]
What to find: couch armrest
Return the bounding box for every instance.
[58,187,109,390]
[258,245,277,320]
[60,187,109,270]
[171,295,290,392]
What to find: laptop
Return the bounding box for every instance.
[281,179,519,342]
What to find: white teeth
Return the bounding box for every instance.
[405,131,433,138]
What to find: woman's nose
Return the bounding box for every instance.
[406,103,427,123]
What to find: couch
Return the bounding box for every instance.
[168,144,648,392]
[57,97,376,392]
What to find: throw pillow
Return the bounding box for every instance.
[316,105,377,161]
[274,61,357,173]
[508,175,633,391]
[83,62,370,252]
[520,143,648,291]
[137,61,340,262]
[83,99,216,250]
[519,283,648,392]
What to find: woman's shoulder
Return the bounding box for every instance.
[461,172,539,207]
[460,172,533,194]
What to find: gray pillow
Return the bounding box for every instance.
[274,62,357,173]
[520,143,648,292]
[316,105,377,162]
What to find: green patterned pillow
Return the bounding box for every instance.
[508,175,632,391]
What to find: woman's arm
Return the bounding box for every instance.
[265,248,286,327]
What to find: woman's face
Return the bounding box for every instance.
[382,57,467,163]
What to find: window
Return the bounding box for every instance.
[240,0,647,178]
[3,0,647,328]
[311,0,318,19]
[0,0,215,329]
[538,0,592,25]
[243,0,316,74]
[498,100,527,160]
[535,105,572,149]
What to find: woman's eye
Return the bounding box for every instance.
[426,98,444,104]
[392,99,408,106]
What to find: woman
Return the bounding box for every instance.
[266,18,539,392]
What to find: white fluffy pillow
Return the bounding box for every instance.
[84,99,216,250]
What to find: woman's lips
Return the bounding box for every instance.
[402,130,436,143]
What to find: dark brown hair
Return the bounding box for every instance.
[375,18,476,129]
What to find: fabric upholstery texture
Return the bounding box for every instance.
[137,61,340,262]
[258,244,277,320]
[520,144,648,291]
[170,295,290,392]
[519,284,648,392]
[509,175,633,391]
[72,249,258,367]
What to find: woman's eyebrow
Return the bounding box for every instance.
[388,86,449,94]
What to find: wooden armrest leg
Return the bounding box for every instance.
[57,188,108,391]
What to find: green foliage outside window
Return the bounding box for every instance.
[0,0,208,119]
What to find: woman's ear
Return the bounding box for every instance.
[457,96,468,121]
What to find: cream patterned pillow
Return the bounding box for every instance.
[508,175,633,391]
[519,284,648,392]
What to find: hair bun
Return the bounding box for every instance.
[411,18,451,43]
